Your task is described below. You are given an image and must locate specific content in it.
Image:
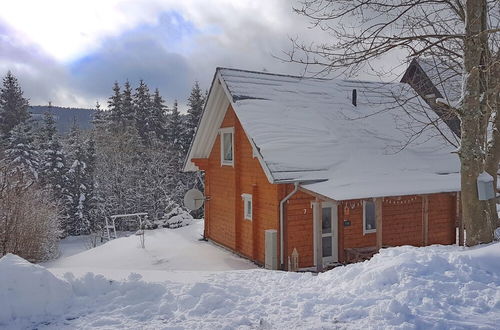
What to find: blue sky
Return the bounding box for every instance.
[0,0,403,110]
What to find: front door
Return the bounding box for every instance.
[321,203,338,265]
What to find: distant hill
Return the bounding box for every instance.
[29,105,95,133]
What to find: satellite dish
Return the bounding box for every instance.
[184,189,205,210]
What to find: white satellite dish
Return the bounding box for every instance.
[184,189,205,210]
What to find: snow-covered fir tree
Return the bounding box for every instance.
[122,80,135,124]
[38,112,67,200]
[166,100,184,158]
[0,71,30,137]
[133,79,152,141]
[64,122,94,236]
[183,81,205,149]
[83,133,97,231]
[92,101,108,130]
[107,82,122,124]
[5,121,39,182]
[150,88,167,141]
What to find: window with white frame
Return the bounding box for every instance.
[363,200,376,234]
[220,127,234,166]
[242,193,252,220]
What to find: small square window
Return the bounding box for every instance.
[220,127,234,166]
[242,193,252,220]
[363,200,376,234]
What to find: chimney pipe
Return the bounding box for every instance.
[352,89,357,106]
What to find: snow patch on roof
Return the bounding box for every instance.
[219,68,460,199]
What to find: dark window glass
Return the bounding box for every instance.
[365,201,376,231]
[322,237,332,257]
[223,132,233,161]
[322,207,332,234]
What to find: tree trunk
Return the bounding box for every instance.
[460,0,495,246]
[484,57,500,228]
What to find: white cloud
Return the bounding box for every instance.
[0,0,405,108]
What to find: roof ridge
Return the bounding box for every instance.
[216,67,396,85]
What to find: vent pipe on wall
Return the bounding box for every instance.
[352,89,357,106]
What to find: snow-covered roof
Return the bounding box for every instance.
[185,68,460,200]
[416,58,462,105]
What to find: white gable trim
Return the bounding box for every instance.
[183,69,276,184]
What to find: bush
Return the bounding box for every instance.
[0,165,61,262]
[147,200,194,229]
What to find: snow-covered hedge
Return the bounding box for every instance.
[147,201,195,229]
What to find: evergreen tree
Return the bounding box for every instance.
[133,79,152,141]
[150,88,167,141]
[38,110,57,148]
[0,71,30,136]
[122,80,135,124]
[92,101,108,130]
[84,134,98,232]
[107,81,122,124]
[5,121,39,181]
[184,81,205,148]
[166,100,184,157]
[64,122,92,235]
[38,111,67,200]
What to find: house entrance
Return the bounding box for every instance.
[321,203,338,265]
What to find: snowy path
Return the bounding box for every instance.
[1,222,500,329]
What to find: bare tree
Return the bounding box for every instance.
[0,162,61,262]
[288,0,500,245]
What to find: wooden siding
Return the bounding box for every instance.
[284,193,457,268]
[202,105,282,264]
[199,106,457,269]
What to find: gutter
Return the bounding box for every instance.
[279,182,300,269]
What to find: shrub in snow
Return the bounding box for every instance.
[495,227,500,241]
[0,162,61,262]
[0,254,72,325]
[148,200,194,229]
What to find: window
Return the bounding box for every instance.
[242,194,252,220]
[220,127,234,166]
[363,200,376,234]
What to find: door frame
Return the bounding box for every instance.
[313,201,339,267]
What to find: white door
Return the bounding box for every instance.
[321,203,338,265]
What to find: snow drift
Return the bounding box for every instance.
[1,242,499,329]
[0,254,72,325]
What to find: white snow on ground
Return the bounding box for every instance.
[1,222,499,329]
[44,219,256,283]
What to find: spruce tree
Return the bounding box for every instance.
[92,101,108,130]
[133,79,152,141]
[166,100,184,157]
[122,80,135,124]
[84,134,97,232]
[150,88,167,141]
[38,111,67,200]
[5,121,39,181]
[108,81,122,124]
[38,110,57,148]
[64,122,91,235]
[0,71,30,136]
[184,81,205,148]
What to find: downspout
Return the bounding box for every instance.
[279,182,300,269]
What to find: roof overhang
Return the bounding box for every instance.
[183,69,277,184]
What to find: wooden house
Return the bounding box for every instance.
[184,68,461,271]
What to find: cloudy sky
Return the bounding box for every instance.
[0,0,403,110]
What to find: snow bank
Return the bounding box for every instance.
[3,242,500,329]
[0,254,72,326]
